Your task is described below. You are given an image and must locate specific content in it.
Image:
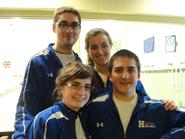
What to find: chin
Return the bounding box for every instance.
[75,103,85,109]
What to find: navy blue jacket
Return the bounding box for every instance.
[162,125,185,139]
[86,90,185,139]
[13,43,81,139]
[25,100,89,139]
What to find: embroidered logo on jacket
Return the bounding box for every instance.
[96,122,104,127]
[47,73,54,77]
[138,120,156,128]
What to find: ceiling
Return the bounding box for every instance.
[0,0,185,24]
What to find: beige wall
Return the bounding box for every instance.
[1,0,185,17]
[0,0,185,24]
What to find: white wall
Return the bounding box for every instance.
[0,18,185,131]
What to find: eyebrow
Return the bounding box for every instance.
[114,66,136,68]
[70,81,91,85]
[58,20,79,24]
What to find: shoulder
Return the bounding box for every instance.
[143,99,165,110]
[34,104,68,123]
[30,43,54,61]
[88,93,111,110]
[91,93,110,103]
[144,99,164,106]
[144,99,163,104]
[28,44,57,68]
[31,47,52,61]
[30,104,69,136]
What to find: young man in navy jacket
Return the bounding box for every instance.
[13,6,81,139]
[87,49,185,139]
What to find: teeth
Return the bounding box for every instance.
[75,97,85,101]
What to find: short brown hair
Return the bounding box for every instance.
[52,62,93,102]
[108,49,141,73]
[53,6,81,24]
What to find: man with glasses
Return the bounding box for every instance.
[13,6,82,139]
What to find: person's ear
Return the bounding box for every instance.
[59,86,65,97]
[52,23,57,33]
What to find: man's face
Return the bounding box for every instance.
[110,56,139,99]
[53,12,81,48]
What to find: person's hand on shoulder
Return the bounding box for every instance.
[162,99,178,110]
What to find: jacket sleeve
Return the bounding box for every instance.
[161,126,185,139]
[25,114,44,139]
[13,58,47,139]
[162,108,185,139]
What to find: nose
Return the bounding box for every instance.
[65,26,73,32]
[97,46,104,54]
[78,86,87,94]
[121,70,129,79]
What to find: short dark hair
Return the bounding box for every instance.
[53,6,81,25]
[108,49,141,73]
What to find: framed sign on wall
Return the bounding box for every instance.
[144,36,155,53]
[165,35,176,52]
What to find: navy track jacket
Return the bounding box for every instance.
[25,100,89,139]
[162,126,185,139]
[86,90,185,139]
[13,43,81,139]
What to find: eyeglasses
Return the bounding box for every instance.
[65,82,92,91]
[56,21,80,30]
